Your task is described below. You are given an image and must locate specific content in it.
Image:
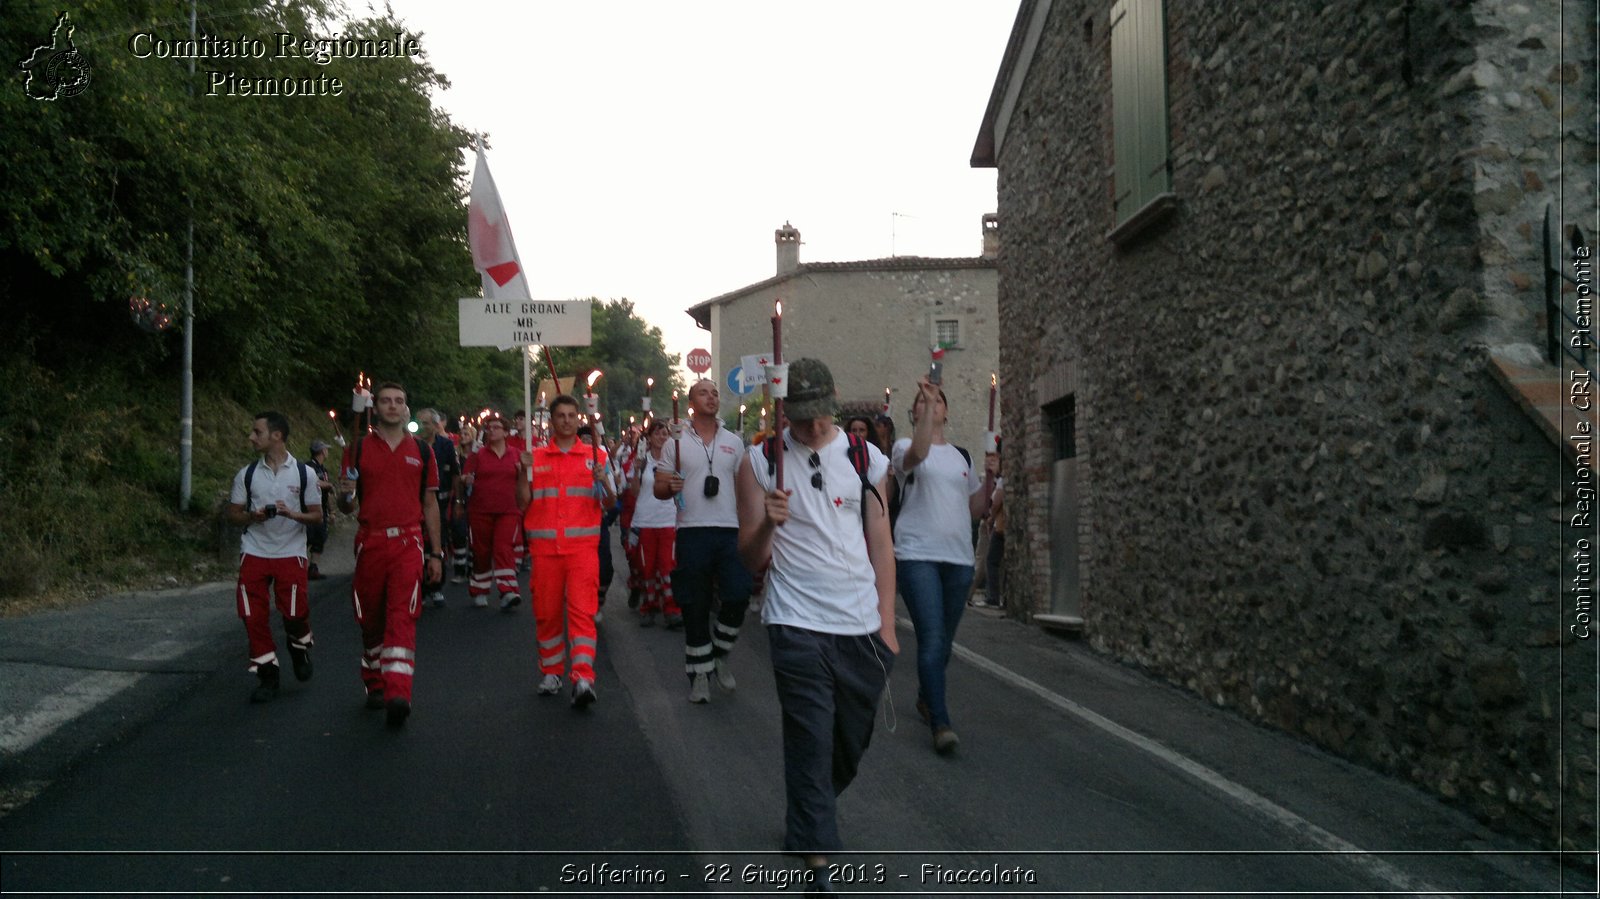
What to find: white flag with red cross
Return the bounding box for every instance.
[467,143,531,301]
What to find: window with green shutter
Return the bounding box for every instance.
[1109,0,1174,238]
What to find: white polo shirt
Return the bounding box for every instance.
[751,427,890,636]
[229,453,316,559]
[632,452,679,529]
[675,424,744,528]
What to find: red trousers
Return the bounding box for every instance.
[468,510,521,598]
[236,554,312,672]
[351,527,424,702]
[531,550,599,683]
[636,526,679,615]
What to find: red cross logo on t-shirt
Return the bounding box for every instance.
[833,496,844,508]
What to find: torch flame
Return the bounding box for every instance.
[774,299,782,317]
[327,410,336,420]
[586,370,603,389]
[739,404,747,413]
[992,372,998,387]
[646,376,654,388]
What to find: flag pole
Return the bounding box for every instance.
[523,346,534,481]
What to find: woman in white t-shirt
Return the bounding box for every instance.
[628,420,682,626]
[892,376,991,755]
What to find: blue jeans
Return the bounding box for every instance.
[896,559,973,730]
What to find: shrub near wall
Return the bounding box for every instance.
[995,0,1596,850]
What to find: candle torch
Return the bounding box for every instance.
[643,376,655,421]
[771,299,785,489]
[586,370,604,471]
[671,390,681,470]
[738,403,746,434]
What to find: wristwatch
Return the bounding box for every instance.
[429,551,445,560]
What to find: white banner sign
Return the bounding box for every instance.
[739,353,773,389]
[458,298,592,348]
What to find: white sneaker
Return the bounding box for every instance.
[429,591,445,608]
[537,674,562,695]
[688,673,710,704]
[714,657,736,691]
[473,595,488,608]
[571,678,596,709]
[499,592,521,612]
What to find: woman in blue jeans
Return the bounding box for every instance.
[891,376,992,754]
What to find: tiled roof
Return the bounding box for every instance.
[686,256,998,328]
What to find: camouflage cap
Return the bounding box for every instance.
[783,358,838,422]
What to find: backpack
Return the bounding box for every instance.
[352,433,434,508]
[244,459,310,514]
[890,444,971,535]
[761,432,884,524]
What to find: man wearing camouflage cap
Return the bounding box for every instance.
[736,357,898,894]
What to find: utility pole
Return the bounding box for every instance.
[179,0,196,510]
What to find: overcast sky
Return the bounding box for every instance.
[377,1,1018,375]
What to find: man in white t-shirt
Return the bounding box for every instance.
[737,358,898,893]
[225,411,321,704]
[655,379,755,704]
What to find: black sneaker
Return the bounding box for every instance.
[385,698,411,727]
[571,678,596,709]
[250,664,280,704]
[627,588,641,610]
[365,688,385,710]
[289,645,313,682]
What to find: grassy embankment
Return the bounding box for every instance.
[0,359,346,615]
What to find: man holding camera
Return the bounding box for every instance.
[226,411,320,704]
[654,378,753,704]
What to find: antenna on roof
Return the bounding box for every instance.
[891,211,917,257]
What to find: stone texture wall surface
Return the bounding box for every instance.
[992,0,1597,850]
[706,266,999,452]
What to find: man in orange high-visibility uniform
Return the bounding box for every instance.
[337,382,442,728]
[517,394,616,709]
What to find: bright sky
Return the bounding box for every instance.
[376,1,1017,376]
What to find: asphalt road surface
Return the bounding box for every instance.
[0,533,1585,896]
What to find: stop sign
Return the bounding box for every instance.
[686,348,712,373]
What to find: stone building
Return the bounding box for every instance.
[972,0,1596,850]
[686,221,1001,451]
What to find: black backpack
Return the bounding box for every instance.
[761,432,884,524]
[890,444,971,534]
[243,459,310,514]
[352,434,434,508]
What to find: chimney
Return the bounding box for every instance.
[775,221,801,275]
[981,213,999,259]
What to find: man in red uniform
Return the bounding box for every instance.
[517,394,615,709]
[337,382,443,728]
[461,412,523,610]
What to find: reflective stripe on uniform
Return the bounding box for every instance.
[381,647,416,661]
[381,661,415,676]
[564,526,601,538]
[563,486,597,499]
[713,622,741,652]
[526,529,558,540]
[528,488,560,500]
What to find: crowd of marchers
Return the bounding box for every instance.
[223,358,1004,897]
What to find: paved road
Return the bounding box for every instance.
[0,528,1583,895]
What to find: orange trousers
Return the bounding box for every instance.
[531,550,599,684]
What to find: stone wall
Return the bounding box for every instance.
[992,0,1597,849]
[1462,0,1598,360]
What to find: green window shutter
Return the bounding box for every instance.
[1110,0,1170,227]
